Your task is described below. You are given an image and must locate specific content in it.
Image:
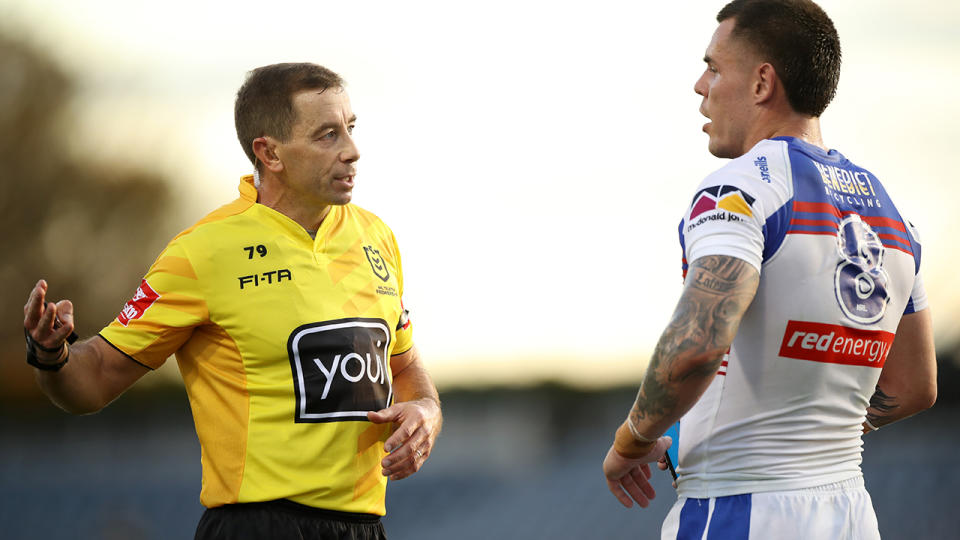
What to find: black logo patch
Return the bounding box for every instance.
[364,245,390,282]
[288,318,392,423]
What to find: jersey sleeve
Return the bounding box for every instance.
[389,230,413,356]
[903,220,928,314]
[681,143,791,272]
[99,237,209,368]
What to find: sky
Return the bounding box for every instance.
[3,0,958,387]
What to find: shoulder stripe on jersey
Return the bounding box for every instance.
[792,202,908,233]
[863,216,907,232]
[787,229,838,237]
[876,233,912,251]
[787,201,914,256]
[793,202,907,231]
[791,218,837,227]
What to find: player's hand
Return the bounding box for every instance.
[23,280,75,363]
[603,436,672,509]
[656,455,678,489]
[368,397,441,481]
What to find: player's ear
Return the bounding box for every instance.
[252,136,284,173]
[754,62,777,104]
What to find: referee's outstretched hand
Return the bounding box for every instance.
[603,436,672,509]
[24,279,76,361]
[368,398,441,481]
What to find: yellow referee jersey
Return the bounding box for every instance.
[100,175,412,515]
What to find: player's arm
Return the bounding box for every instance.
[368,344,442,480]
[24,280,150,414]
[628,254,759,440]
[863,308,937,432]
[603,255,758,508]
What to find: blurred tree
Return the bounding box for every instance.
[1,31,175,401]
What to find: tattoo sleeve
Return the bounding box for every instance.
[865,385,899,429]
[628,255,759,436]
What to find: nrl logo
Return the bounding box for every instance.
[363,245,390,282]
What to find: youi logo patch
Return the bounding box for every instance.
[287,318,392,423]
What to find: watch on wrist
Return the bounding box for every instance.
[24,328,78,372]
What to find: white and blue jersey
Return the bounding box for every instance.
[671,137,926,498]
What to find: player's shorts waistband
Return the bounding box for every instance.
[793,474,864,494]
[225,499,382,523]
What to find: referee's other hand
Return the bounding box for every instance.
[368,398,441,481]
[24,279,75,357]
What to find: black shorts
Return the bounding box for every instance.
[194,499,387,540]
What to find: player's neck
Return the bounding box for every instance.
[766,114,829,151]
[747,115,826,153]
[771,116,825,150]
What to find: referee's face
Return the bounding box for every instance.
[274,88,360,211]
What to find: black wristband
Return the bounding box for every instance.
[24,328,72,372]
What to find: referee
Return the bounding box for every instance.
[23,63,442,540]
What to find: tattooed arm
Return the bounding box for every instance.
[603,255,758,508]
[863,309,936,432]
[626,254,759,440]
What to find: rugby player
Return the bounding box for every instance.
[601,1,937,538]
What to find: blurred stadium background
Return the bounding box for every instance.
[2,1,958,539]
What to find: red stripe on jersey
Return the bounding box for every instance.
[717,359,729,376]
[786,230,838,237]
[793,201,841,217]
[787,231,910,254]
[863,216,907,232]
[792,202,908,234]
[877,234,913,255]
[878,233,910,247]
[790,218,838,228]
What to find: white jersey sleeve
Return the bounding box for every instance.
[904,221,928,313]
[681,140,792,273]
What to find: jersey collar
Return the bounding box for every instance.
[237,174,341,250]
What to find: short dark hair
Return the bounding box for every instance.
[234,63,345,167]
[717,0,841,117]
